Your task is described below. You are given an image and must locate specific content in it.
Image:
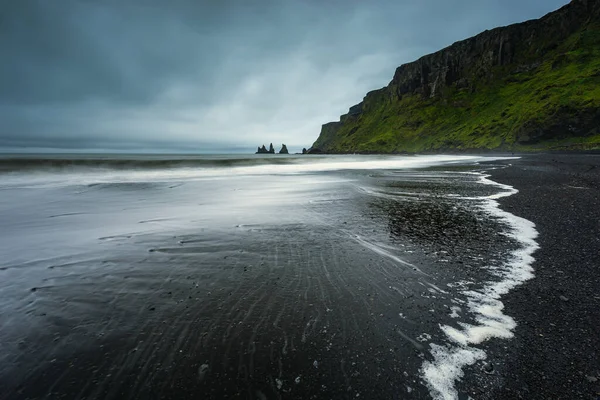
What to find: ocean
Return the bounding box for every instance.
[0,154,537,400]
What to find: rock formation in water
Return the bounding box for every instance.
[279,144,289,154]
[255,143,283,154]
[311,0,600,153]
[256,145,269,154]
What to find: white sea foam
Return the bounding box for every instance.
[1,155,515,189]
[421,172,539,400]
[449,306,461,319]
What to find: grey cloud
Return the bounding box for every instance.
[0,0,568,152]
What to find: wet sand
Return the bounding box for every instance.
[460,153,600,399]
[0,154,571,400]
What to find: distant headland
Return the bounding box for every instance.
[309,0,600,153]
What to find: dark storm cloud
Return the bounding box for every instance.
[0,0,568,152]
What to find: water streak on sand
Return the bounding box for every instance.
[349,234,427,274]
[421,171,540,400]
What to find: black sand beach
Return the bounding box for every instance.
[2,155,506,400]
[462,154,600,400]
[0,154,598,400]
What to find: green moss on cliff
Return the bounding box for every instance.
[312,13,600,153]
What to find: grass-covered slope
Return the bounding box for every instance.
[311,0,600,153]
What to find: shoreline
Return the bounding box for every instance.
[421,169,540,400]
[1,153,598,399]
[460,153,600,399]
[304,150,600,156]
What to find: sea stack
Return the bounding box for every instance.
[279,144,289,154]
[256,145,269,154]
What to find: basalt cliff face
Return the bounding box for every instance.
[311,0,600,153]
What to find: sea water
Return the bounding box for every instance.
[0,154,536,399]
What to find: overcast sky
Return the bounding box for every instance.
[0,0,567,153]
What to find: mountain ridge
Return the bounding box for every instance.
[310,0,600,153]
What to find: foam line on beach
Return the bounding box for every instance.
[1,155,518,189]
[420,172,539,400]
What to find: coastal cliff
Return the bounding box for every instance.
[311,0,600,153]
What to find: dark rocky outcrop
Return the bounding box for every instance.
[256,145,269,154]
[278,144,289,154]
[306,147,323,154]
[255,143,284,154]
[312,0,600,153]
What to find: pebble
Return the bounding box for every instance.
[484,362,494,374]
[198,364,209,382]
[559,295,569,302]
